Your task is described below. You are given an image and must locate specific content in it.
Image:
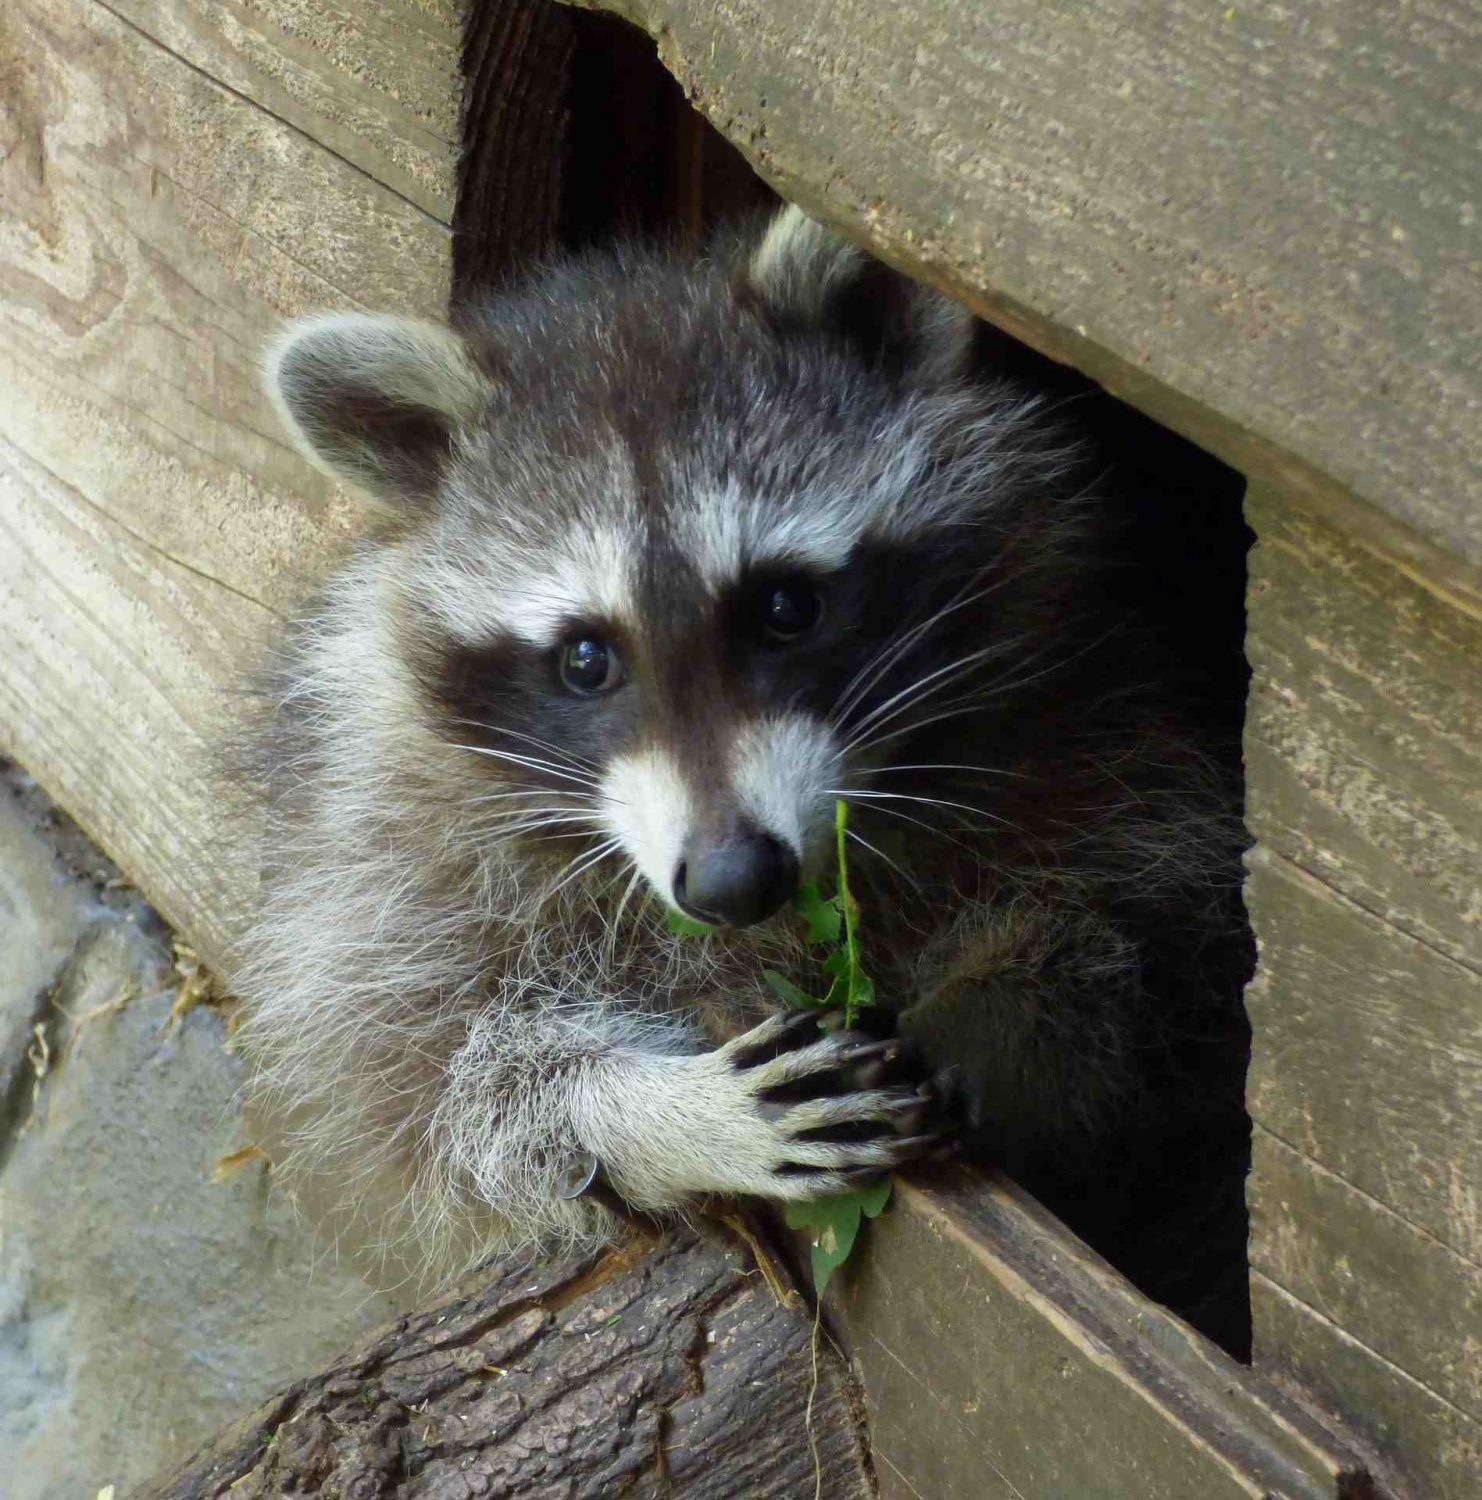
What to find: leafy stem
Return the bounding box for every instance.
[668,801,891,1290]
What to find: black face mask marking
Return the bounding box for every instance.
[409,524,1007,884]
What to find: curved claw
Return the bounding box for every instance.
[836,1038,900,1066]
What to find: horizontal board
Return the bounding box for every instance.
[0,403,264,964]
[1254,1274,1481,1500]
[1244,489,1482,973]
[1252,1126,1481,1422]
[0,0,450,960]
[836,1173,1369,1499]
[580,0,1482,585]
[1245,847,1482,1264]
[100,0,462,220]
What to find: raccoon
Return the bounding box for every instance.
[237,206,1252,1346]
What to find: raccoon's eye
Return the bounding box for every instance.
[558,636,623,695]
[759,579,824,642]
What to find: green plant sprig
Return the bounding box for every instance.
[763,799,875,1026]
[665,800,891,1290]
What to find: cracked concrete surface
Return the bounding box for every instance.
[0,764,405,1498]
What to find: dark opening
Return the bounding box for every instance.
[465,10,1256,1360]
[977,333,1256,1360]
[559,15,775,249]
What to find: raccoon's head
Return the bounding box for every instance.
[267,208,1082,927]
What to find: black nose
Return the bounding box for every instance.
[673,831,799,928]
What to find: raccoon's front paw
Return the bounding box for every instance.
[699,1009,955,1202]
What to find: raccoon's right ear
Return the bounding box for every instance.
[266,313,489,506]
[740,205,977,385]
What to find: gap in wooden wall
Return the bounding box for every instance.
[463,3,1257,1360]
[561,12,777,247]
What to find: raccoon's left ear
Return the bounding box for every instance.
[741,205,977,386]
[266,313,489,506]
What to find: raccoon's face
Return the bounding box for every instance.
[268,209,1073,926]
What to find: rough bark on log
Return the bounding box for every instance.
[143,1226,871,1499]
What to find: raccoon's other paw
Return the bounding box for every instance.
[704,1009,956,1201]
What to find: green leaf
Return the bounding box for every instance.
[664,908,715,937]
[830,799,877,1026]
[783,1178,895,1290]
[791,882,842,945]
[783,1193,863,1291]
[857,1175,893,1218]
[762,969,818,1010]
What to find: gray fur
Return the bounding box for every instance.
[233,208,1251,1320]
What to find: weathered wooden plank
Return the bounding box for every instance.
[1252,1126,1482,1423]
[96,0,462,220]
[1254,1273,1482,1500]
[1244,488,1482,973]
[0,403,263,965]
[1246,847,1482,1264]
[1242,482,1482,1481]
[0,0,452,962]
[1245,846,1482,1488]
[575,0,1482,582]
[8,0,451,316]
[829,1173,1373,1500]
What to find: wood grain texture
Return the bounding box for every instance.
[1254,1275,1481,1500]
[95,0,462,219]
[0,0,450,964]
[1252,1128,1481,1424]
[147,1228,873,1499]
[573,0,1482,581]
[826,1172,1374,1500]
[1245,847,1482,1261]
[455,0,574,293]
[1243,483,1482,1488]
[1244,489,1482,974]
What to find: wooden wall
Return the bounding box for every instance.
[4,0,1477,1494]
[0,0,462,961]
[1244,489,1482,1497]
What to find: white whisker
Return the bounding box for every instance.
[828,786,1017,831]
[490,819,601,840]
[852,761,1027,782]
[602,865,646,968]
[848,636,1110,761]
[450,721,601,774]
[542,838,623,903]
[838,645,1001,756]
[830,570,1009,727]
[470,788,594,806]
[448,744,598,790]
[844,827,916,888]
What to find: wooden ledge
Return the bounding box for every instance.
[817,1168,1375,1498]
